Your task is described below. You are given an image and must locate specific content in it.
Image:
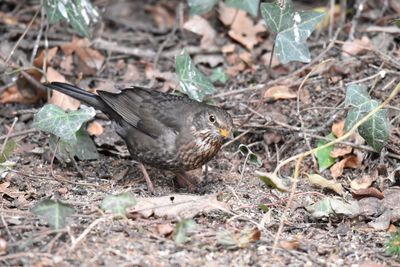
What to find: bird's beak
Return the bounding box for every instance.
[219,128,233,140]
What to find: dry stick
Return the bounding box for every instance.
[273,81,400,177]
[5,7,40,65]
[271,154,303,256]
[296,59,334,172]
[69,216,108,252]
[0,129,38,141]
[0,117,18,156]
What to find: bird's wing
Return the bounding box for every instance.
[98,87,200,138]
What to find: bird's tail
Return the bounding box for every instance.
[45,82,108,111]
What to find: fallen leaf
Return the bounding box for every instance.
[368,210,391,230]
[341,36,373,57]
[261,52,280,68]
[122,64,140,82]
[46,67,80,111]
[87,121,104,136]
[330,146,352,158]
[129,194,230,219]
[33,47,59,68]
[256,171,289,192]
[221,44,236,53]
[146,5,175,28]
[60,55,74,74]
[155,223,174,236]
[219,2,266,50]
[350,174,378,190]
[183,15,216,49]
[352,188,384,200]
[0,181,10,193]
[279,239,300,250]
[330,155,362,178]
[263,85,296,101]
[306,173,343,195]
[239,51,253,65]
[332,120,345,138]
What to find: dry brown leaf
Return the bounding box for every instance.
[0,11,18,25]
[183,15,216,49]
[261,52,280,67]
[0,181,10,193]
[352,188,384,200]
[332,120,345,138]
[87,121,104,136]
[239,51,253,65]
[61,37,104,73]
[218,2,266,50]
[226,62,246,77]
[145,5,175,28]
[306,173,343,195]
[279,240,300,250]
[263,85,296,100]
[130,194,230,219]
[123,64,140,82]
[341,36,373,57]
[350,174,378,190]
[46,67,80,111]
[221,44,236,54]
[330,146,352,158]
[33,47,59,68]
[330,155,362,178]
[60,55,74,74]
[155,223,174,236]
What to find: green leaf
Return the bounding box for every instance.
[239,144,262,167]
[50,127,98,162]
[44,0,100,38]
[173,219,197,244]
[33,104,96,143]
[176,52,216,102]
[209,67,229,84]
[314,133,336,171]
[32,199,75,229]
[256,171,289,192]
[101,192,137,218]
[306,198,360,218]
[0,139,16,163]
[344,84,389,152]
[225,0,260,17]
[261,0,325,63]
[187,0,218,15]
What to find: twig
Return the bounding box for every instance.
[5,8,40,66]
[271,155,303,255]
[0,129,38,141]
[273,81,400,176]
[69,216,109,251]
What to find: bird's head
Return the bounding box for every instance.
[193,106,234,143]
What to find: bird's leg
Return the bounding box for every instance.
[174,171,195,192]
[138,163,155,193]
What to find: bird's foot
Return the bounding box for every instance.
[174,171,197,192]
[138,163,155,194]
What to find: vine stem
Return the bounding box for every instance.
[272,81,400,176]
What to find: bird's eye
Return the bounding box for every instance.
[208,114,216,123]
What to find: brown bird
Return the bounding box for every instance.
[45,82,234,192]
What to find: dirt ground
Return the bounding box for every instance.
[1,0,400,266]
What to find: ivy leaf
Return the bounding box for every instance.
[173,219,197,244]
[32,199,75,229]
[344,84,389,152]
[210,67,229,84]
[261,0,325,63]
[44,0,100,38]
[176,52,216,102]
[314,133,336,171]
[187,0,218,15]
[225,0,260,17]
[32,104,96,143]
[101,192,137,218]
[50,127,99,162]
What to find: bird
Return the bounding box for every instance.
[45,82,234,193]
